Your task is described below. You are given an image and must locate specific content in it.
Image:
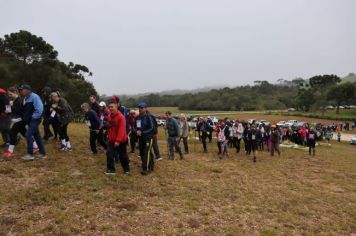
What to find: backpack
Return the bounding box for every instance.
[309,133,315,140]
[218,127,226,142]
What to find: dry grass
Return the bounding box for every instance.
[0,122,355,235]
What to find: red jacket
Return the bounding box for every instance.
[107,111,127,144]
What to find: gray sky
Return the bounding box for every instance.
[1,0,355,95]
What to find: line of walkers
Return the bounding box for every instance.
[0,85,319,175]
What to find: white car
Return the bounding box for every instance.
[156,119,166,126]
[351,136,356,145]
[277,121,286,126]
[287,108,296,112]
[285,120,298,127]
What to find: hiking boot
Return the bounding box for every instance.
[22,154,35,161]
[104,170,116,176]
[3,151,14,159]
[35,153,47,159]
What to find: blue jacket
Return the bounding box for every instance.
[23,92,43,123]
[84,109,101,130]
[135,112,155,141]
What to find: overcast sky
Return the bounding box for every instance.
[1,0,355,95]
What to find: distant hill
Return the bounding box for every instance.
[341,73,356,84]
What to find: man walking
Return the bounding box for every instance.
[105,100,130,175]
[136,102,155,175]
[165,111,183,160]
[19,85,46,160]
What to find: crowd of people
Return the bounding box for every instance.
[0,84,346,176]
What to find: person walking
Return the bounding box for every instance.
[105,100,130,175]
[0,88,11,146]
[18,85,46,160]
[197,117,209,153]
[270,125,281,156]
[50,92,74,151]
[307,127,317,156]
[89,95,101,115]
[81,103,107,155]
[136,102,155,175]
[179,113,189,154]
[165,111,184,160]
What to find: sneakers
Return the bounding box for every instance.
[3,151,14,159]
[104,170,116,176]
[22,154,35,161]
[35,153,47,159]
[59,145,72,152]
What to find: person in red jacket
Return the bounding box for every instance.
[105,101,130,175]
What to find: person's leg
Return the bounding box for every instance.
[168,137,174,160]
[217,142,222,155]
[271,143,275,156]
[64,124,71,149]
[25,121,36,155]
[276,144,280,156]
[202,133,207,152]
[146,138,154,172]
[174,137,183,159]
[106,142,116,172]
[43,116,53,139]
[308,145,312,155]
[118,142,130,173]
[237,138,241,154]
[152,135,161,160]
[97,129,107,150]
[0,116,11,144]
[32,120,46,155]
[183,137,189,153]
[90,130,98,154]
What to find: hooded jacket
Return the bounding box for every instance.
[106,111,127,144]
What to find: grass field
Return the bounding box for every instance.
[0,122,355,235]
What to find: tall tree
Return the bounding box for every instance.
[327,82,356,114]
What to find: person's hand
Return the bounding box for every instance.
[137,130,142,136]
[114,142,120,147]
[50,108,53,112]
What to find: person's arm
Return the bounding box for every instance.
[32,94,44,120]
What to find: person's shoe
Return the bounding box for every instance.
[66,147,73,152]
[141,170,148,176]
[124,171,130,175]
[104,170,116,176]
[22,154,35,161]
[3,151,14,159]
[59,145,67,151]
[33,147,39,153]
[156,157,163,161]
[35,153,47,159]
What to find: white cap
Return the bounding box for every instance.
[99,101,106,107]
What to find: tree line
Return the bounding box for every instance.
[0,30,98,111]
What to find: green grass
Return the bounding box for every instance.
[0,123,355,235]
[275,109,356,121]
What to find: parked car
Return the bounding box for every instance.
[326,105,334,110]
[277,121,286,126]
[287,108,296,112]
[351,136,356,145]
[285,120,298,127]
[156,119,166,126]
[247,119,256,124]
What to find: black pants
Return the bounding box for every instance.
[90,130,107,154]
[129,132,137,153]
[10,121,27,145]
[106,142,130,172]
[43,116,58,139]
[233,137,241,153]
[152,135,161,159]
[0,116,11,144]
[58,123,69,142]
[270,142,280,156]
[179,136,189,153]
[139,138,154,172]
[208,131,212,143]
[201,132,208,152]
[308,141,316,155]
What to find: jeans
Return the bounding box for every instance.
[179,136,189,153]
[26,119,46,155]
[168,136,183,160]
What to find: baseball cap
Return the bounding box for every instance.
[18,84,32,90]
[138,102,147,108]
[99,101,106,107]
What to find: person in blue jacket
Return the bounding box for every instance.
[18,85,46,160]
[135,102,155,175]
[81,103,107,155]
